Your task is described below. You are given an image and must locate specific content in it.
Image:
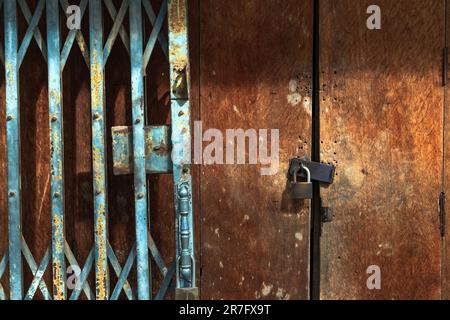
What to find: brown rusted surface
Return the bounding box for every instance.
[443,3,450,301]
[63,33,95,299]
[320,0,444,300]
[199,0,313,299]
[188,0,202,295]
[20,12,52,299]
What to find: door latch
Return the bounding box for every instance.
[288,157,336,184]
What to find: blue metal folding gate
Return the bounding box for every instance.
[0,0,196,300]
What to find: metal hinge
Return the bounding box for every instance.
[440,192,446,237]
[443,47,448,86]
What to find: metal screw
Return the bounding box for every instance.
[93,113,100,120]
[135,118,141,124]
[54,192,61,198]
[178,111,184,117]
[137,192,144,199]
[6,115,13,121]
[51,116,58,122]
[9,191,16,198]
[182,167,189,174]
[95,190,101,196]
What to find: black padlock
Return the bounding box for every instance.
[291,165,313,199]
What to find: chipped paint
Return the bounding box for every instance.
[89,0,109,300]
[168,0,196,292]
[111,125,172,175]
[47,0,66,299]
[130,0,150,300]
[4,0,23,300]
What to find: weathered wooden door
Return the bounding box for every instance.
[196,0,314,299]
[319,0,445,299]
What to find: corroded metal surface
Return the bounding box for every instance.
[47,0,66,300]
[168,0,196,292]
[89,0,109,300]
[112,125,172,175]
[4,0,23,300]
[129,0,150,300]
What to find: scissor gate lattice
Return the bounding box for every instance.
[0,0,195,300]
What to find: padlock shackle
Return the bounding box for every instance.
[293,164,311,183]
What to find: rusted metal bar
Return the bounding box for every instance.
[143,0,167,69]
[104,0,130,55]
[107,242,134,300]
[103,0,129,65]
[47,0,66,300]
[110,243,136,300]
[60,0,89,70]
[129,0,150,300]
[143,0,168,58]
[17,0,47,62]
[89,0,109,300]
[60,0,89,68]
[168,0,196,296]
[22,239,51,300]
[4,0,23,300]
[66,243,94,300]
[17,0,45,67]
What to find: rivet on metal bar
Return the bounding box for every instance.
[48,0,67,300]
[89,0,109,300]
[5,0,23,300]
[130,0,150,300]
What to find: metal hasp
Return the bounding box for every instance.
[168,0,197,299]
[289,157,336,184]
[112,126,172,175]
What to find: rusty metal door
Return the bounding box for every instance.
[319,0,444,299]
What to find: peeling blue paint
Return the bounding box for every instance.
[4,0,23,300]
[130,0,150,300]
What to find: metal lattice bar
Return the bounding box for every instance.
[17,0,47,61]
[0,0,193,300]
[143,0,168,58]
[23,243,51,300]
[104,0,130,54]
[143,0,167,69]
[0,250,8,300]
[167,0,196,294]
[110,243,136,300]
[103,0,129,65]
[129,0,150,300]
[21,237,51,300]
[60,0,89,70]
[47,0,66,300]
[89,0,109,300]
[155,260,175,300]
[4,0,23,300]
[107,242,134,300]
[17,0,45,67]
[65,243,94,300]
